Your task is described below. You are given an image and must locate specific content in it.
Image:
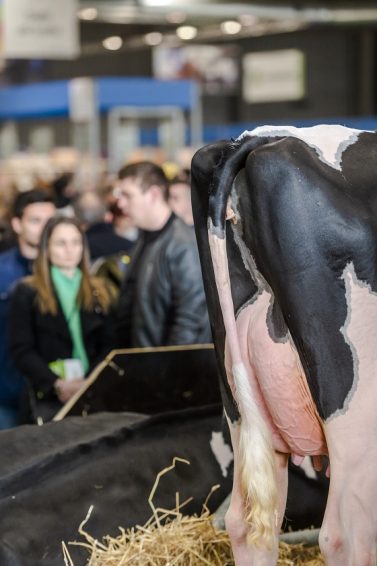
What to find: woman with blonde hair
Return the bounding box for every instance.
[9,216,114,422]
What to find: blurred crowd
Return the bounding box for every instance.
[0,152,211,428]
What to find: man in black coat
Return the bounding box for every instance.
[114,161,211,348]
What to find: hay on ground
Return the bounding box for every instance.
[63,457,324,565]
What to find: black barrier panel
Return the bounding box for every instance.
[58,345,221,419]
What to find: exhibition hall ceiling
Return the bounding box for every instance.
[78,0,377,54]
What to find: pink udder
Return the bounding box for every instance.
[226,291,327,458]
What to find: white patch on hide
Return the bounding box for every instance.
[299,457,317,480]
[210,431,233,477]
[331,261,377,420]
[238,124,363,171]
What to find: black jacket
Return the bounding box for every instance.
[9,282,114,399]
[116,215,212,347]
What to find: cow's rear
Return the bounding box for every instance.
[191,126,377,566]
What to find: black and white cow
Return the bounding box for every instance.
[191,125,377,566]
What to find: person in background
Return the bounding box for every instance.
[73,190,133,261]
[168,169,194,226]
[114,161,211,348]
[9,216,114,423]
[90,196,138,301]
[0,211,17,253]
[0,184,20,252]
[0,189,56,428]
[91,249,132,302]
[51,172,76,216]
[110,199,139,243]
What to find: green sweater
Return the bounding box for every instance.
[50,266,89,374]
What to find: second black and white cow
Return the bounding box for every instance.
[191,125,377,566]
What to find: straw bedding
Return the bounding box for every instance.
[63,458,324,566]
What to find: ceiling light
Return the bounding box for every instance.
[221,20,242,35]
[78,7,98,21]
[102,36,123,51]
[166,11,186,24]
[176,26,198,41]
[144,32,163,46]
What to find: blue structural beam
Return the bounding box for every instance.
[0,77,198,120]
[96,77,197,111]
[203,116,377,142]
[129,115,377,146]
[0,77,376,143]
[0,81,69,119]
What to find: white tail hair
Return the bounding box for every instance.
[208,228,278,547]
[233,362,278,545]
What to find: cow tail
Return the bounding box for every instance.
[208,134,271,238]
[207,135,278,547]
[233,362,278,547]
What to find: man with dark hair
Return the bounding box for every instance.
[0,189,56,428]
[114,161,211,347]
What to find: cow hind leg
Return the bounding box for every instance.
[319,419,377,566]
[319,271,377,566]
[225,420,288,566]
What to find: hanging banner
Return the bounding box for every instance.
[243,49,305,103]
[3,0,79,59]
